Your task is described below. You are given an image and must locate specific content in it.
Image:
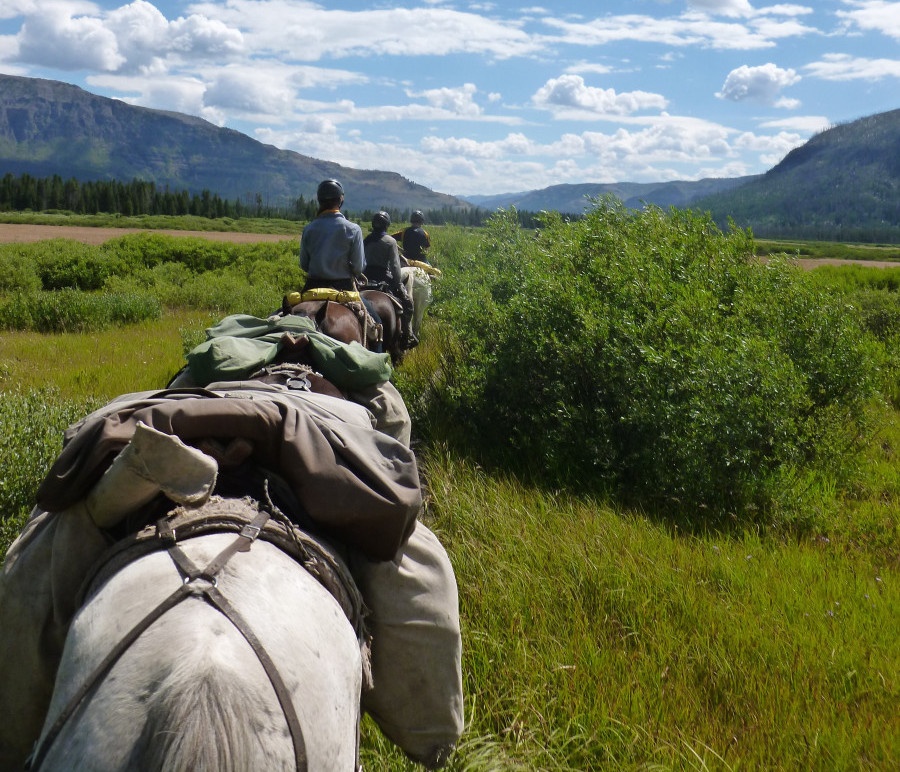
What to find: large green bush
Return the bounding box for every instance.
[427,202,882,524]
[0,247,42,292]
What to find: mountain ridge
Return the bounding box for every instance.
[0,74,469,212]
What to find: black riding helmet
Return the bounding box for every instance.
[410,210,425,225]
[317,179,344,204]
[372,211,391,231]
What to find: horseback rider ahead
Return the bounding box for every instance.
[364,211,418,349]
[392,209,431,264]
[300,179,365,292]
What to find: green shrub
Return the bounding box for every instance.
[0,247,42,292]
[425,202,882,525]
[34,239,128,290]
[0,289,160,332]
[100,232,237,272]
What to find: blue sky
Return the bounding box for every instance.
[1,1,899,197]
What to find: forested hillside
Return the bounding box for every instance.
[696,109,900,242]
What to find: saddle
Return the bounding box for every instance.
[287,289,383,349]
[81,495,367,641]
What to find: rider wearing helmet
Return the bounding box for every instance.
[300,179,365,292]
[364,211,418,349]
[392,210,431,264]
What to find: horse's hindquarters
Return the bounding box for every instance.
[38,535,361,771]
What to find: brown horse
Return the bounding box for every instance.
[290,299,369,347]
[360,290,405,365]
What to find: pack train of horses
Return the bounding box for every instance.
[0,233,461,770]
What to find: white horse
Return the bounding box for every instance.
[29,498,363,771]
[402,266,433,338]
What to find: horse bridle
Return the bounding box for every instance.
[27,503,311,771]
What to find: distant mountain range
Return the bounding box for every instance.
[463,176,760,213]
[0,74,468,212]
[1,74,898,241]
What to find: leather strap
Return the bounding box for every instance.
[28,506,310,771]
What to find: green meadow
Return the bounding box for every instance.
[1,209,897,770]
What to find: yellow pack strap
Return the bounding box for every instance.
[289,288,361,304]
[406,260,442,277]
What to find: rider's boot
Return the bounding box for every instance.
[401,313,419,349]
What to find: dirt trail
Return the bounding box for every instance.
[0,223,297,245]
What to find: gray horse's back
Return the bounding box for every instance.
[37,533,361,771]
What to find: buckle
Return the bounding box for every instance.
[240,523,262,540]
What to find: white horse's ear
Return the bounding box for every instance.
[86,422,218,528]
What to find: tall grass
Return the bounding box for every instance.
[0,309,213,397]
[413,451,898,770]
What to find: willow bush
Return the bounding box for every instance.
[0,234,303,328]
[425,201,884,526]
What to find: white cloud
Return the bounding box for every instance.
[198,62,366,119]
[204,67,295,115]
[837,1,900,41]
[87,72,214,118]
[250,112,808,196]
[759,114,831,132]
[17,9,124,70]
[186,1,540,61]
[544,14,777,50]
[716,63,800,103]
[407,83,482,117]
[750,16,818,39]
[533,74,668,117]
[804,53,900,80]
[687,0,756,18]
[773,96,801,109]
[0,34,20,62]
[11,0,243,73]
[565,62,615,76]
[0,1,43,20]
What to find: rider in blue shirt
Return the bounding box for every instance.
[300,179,365,291]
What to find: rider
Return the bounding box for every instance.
[300,179,365,292]
[392,210,432,264]
[298,179,384,350]
[364,211,418,349]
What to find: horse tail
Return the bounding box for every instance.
[130,656,275,772]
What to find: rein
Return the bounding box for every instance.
[27,502,311,771]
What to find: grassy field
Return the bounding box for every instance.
[0,218,897,769]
